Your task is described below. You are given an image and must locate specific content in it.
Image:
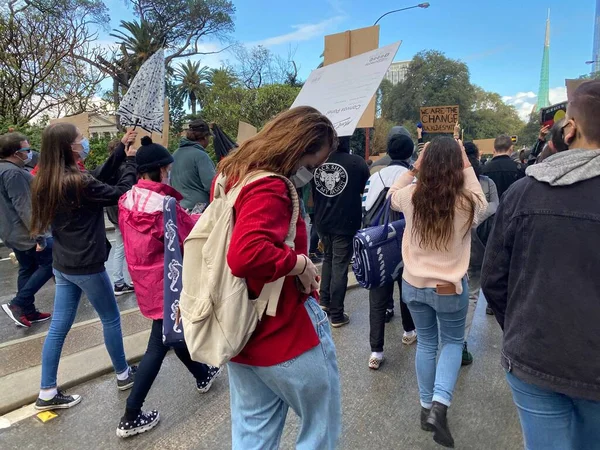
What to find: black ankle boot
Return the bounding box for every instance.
[426,401,454,448]
[420,407,435,431]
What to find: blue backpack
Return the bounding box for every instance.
[352,197,406,290]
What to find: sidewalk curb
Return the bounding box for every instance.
[0,330,149,416]
[0,277,363,415]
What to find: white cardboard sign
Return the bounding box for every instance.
[291,41,401,136]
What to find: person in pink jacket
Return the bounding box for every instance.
[115,137,221,438]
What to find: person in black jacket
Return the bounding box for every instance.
[105,138,134,296]
[312,136,370,327]
[481,80,600,450]
[481,135,524,198]
[30,123,138,411]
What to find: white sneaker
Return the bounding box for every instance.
[368,353,384,370]
[402,330,417,345]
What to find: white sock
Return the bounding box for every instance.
[116,367,130,381]
[39,388,58,401]
[371,352,384,359]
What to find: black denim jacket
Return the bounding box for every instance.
[481,175,600,401]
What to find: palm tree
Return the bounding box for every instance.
[208,67,238,89]
[110,20,165,76]
[175,60,210,115]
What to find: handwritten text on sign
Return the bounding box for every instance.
[291,42,401,136]
[420,106,460,134]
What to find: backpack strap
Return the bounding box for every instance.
[222,171,300,318]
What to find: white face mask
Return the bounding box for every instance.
[291,166,315,188]
[17,150,32,165]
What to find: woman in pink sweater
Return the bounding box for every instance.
[389,136,487,448]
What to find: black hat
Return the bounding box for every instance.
[136,136,174,173]
[388,134,414,161]
[188,119,212,136]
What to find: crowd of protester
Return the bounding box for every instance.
[0,81,599,449]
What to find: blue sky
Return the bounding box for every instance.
[100,0,596,120]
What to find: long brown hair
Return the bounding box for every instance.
[218,106,338,182]
[31,123,85,235]
[411,136,476,251]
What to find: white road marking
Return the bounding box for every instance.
[0,403,38,429]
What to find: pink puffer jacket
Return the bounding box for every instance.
[119,179,198,320]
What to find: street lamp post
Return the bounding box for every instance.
[373,2,430,26]
[586,60,598,76]
[364,2,430,160]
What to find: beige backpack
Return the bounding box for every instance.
[179,171,299,367]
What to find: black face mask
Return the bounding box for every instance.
[556,120,571,153]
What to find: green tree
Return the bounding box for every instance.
[520,112,543,148]
[175,60,211,115]
[0,0,107,125]
[465,87,523,140]
[385,51,475,126]
[165,77,186,133]
[81,0,235,106]
[240,84,300,129]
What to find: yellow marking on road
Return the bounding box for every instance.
[36,411,58,423]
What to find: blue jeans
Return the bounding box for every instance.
[111,226,126,285]
[11,239,54,314]
[402,278,468,408]
[41,269,128,388]
[227,297,341,450]
[506,372,600,450]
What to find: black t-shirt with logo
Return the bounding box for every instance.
[312,151,370,236]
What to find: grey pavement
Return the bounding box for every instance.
[0,230,138,345]
[0,288,523,450]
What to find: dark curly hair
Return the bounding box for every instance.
[411,136,476,251]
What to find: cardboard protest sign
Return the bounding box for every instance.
[540,101,567,128]
[324,25,380,128]
[236,121,257,145]
[565,79,587,101]
[419,106,459,134]
[50,112,90,138]
[292,42,401,137]
[473,138,495,155]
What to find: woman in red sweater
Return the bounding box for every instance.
[219,106,340,449]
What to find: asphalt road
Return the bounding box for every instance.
[0,288,523,450]
[0,230,138,345]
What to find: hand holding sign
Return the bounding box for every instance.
[454,122,461,139]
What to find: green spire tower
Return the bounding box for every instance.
[536,10,551,111]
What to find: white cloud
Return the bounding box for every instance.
[249,16,345,47]
[503,87,568,121]
[549,86,568,104]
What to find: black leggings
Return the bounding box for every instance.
[126,319,210,414]
[369,275,415,352]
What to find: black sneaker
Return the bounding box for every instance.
[197,366,223,393]
[35,390,81,411]
[486,306,494,315]
[385,309,395,323]
[331,313,350,328]
[117,366,137,391]
[116,410,160,438]
[462,342,473,366]
[114,283,135,296]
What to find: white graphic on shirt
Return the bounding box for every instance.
[314,163,348,197]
